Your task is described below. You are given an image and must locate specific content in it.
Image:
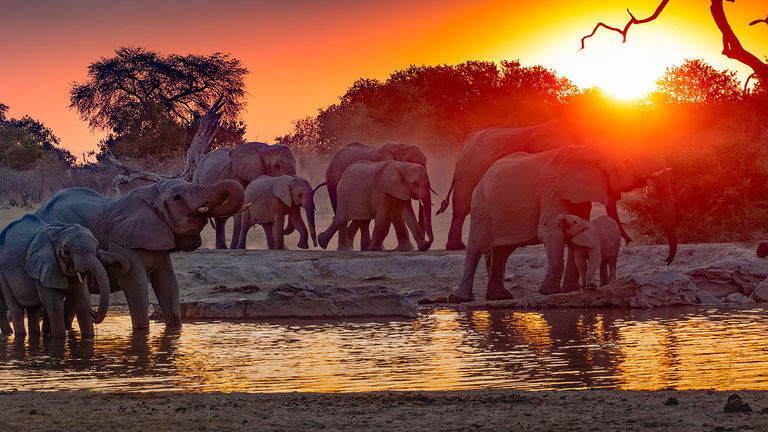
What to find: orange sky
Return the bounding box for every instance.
[1,0,766,157]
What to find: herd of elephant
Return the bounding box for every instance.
[0,119,680,339]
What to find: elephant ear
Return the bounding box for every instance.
[571,224,600,248]
[24,229,68,289]
[556,155,609,205]
[107,186,176,251]
[272,178,293,207]
[379,162,411,201]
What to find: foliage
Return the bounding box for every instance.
[649,59,742,105]
[279,60,578,155]
[0,103,75,169]
[71,46,248,158]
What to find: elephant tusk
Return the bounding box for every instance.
[197,206,210,213]
[430,186,439,195]
[650,167,672,178]
[237,202,254,213]
[77,272,84,283]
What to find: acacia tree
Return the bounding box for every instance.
[581,0,768,90]
[70,46,248,157]
[650,59,742,104]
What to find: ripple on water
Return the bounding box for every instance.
[2,306,768,392]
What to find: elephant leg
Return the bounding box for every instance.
[359,221,371,251]
[64,294,77,330]
[39,292,66,338]
[446,185,471,250]
[391,212,413,252]
[148,254,181,329]
[486,245,515,301]
[272,214,285,250]
[402,203,430,251]
[290,208,309,249]
[26,307,42,337]
[0,278,12,336]
[230,213,244,249]
[370,213,391,251]
[337,224,353,251]
[74,284,95,337]
[600,263,609,287]
[262,224,275,249]
[539,236,565,295]
[236,214,250,249]
[318,217,347,250]
[6,298,26,337]
[562,203,591,292]
[346,220,361,249]
[215,216,229,250]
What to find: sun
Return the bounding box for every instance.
[526,28,702,100]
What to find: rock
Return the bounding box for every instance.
[723,394,752,413]
[695,291,722,304]
[724,293,753,304]
[663,397,679,406]
[751,278,768,302]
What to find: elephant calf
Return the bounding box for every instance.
[0,214,127,338]
[557,214,621,289]
[236,175,317,250]
[318,160,434,251]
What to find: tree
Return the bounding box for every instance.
[650,59,742,105]
[0,103,74,169]
[70,47,248,158]
[581,1,768,92]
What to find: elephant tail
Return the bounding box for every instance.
[313,182,327,193]
[435,175,455,215]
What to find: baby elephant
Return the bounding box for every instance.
[557,214,621,290]
[0,214,128,338]
[236,175,317,250]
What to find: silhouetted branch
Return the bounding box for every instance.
[108,95,225,195]
[581,0,768,89]
[580,0,670,50]
[749,16,768,26]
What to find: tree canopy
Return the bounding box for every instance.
[70,47,248,158]
[650,59,742,105]
[0,103,74,169]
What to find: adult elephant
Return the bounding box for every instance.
[437,119,635,250]
[35,179,245,329]
[194,142,297,249]
[453,144,676,302]
[318,142,429,249]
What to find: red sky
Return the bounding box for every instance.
[1,0,766,158]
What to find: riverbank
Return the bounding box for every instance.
[2,389,767,431]
[138,242,768,320]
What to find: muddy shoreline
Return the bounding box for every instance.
[2,389,768,431]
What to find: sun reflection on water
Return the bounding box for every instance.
[2,307,768,392]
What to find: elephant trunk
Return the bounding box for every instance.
[85,255,110,324]
[304,198,318,247]
[420,189,434,247]
[203,179,246,218]
[652,170,677,264]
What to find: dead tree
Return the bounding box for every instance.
[107,96,225,195]
[581,0,768,89]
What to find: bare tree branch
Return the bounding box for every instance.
[108,95,225,195]
[580,0,670,50]
[749,16,768,26]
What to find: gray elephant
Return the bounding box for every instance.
[318,160,433,251]
[557,214,620,289]
[0,214,128,338]
[438,120,639,250]
[194,141,297,249]
[317,142,429,250]
[235,175,317,250]
[453,144,676,302]
[35,178,245,329]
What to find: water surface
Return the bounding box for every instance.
[2,307,767,392]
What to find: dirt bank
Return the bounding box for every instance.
[2,389,768,431]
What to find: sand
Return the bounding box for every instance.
[2,389,768,431]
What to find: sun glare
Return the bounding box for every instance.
[525,27,703,101]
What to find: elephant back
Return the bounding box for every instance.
[0,214,47,260]
[195,148,235,186]
[244,176,282,224]
[35,187,114,241]
[325,142,375,187]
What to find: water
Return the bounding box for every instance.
[2,307,768,392]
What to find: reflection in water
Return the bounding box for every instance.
[1,307,768,392]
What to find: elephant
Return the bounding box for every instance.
[318,160,434,251]
[235,175,317,250]
[557,214,621,289]
[453,144,676,302]
[194,141,297,249]
[0,214,128,338]
[35,178,245,330]
[317,142,429,250]
[437,119,637,250]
